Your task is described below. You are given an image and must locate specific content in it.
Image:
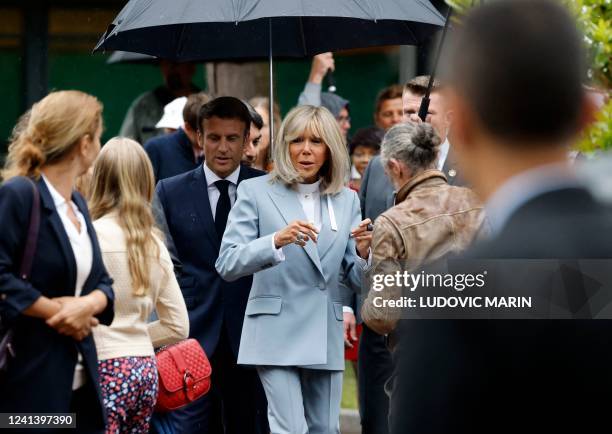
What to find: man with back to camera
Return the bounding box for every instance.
[154,97,268,434]
[390,1,612,433]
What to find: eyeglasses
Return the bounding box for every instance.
[336,115,351,124]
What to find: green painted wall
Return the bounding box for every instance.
[1,49,398,155]
[0,51,23,152]
[48,53,207,145]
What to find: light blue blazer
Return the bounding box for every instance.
[215,174,365,370]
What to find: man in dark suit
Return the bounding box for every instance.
[390,2,612,433]
[155,96,268,434]
[357,74,459,434]
[145,92,211,183]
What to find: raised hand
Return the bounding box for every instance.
[351,218,373,259]
[274,220,319,248]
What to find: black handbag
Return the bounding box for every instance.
[0,177,40,372]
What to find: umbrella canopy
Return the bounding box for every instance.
[106,50,158,65]
[95,0,445,61]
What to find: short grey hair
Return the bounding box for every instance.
[380,122,441,172]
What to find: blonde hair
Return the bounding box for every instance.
[89,137,160,296]
[2,90,102,180]
[271,105,349,194]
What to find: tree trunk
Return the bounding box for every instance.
[206,62,270,100]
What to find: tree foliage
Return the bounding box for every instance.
[445,0,611,151]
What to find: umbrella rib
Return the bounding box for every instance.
[230,0,239,22]
[349,0,376,21]
[415,0,446,23]
[298,17,307,56]
[237,0,261,22]
[175,24,188,61]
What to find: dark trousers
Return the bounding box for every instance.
[358,324,393,434]
[70,381,105,434]
[170,327,269,434]
[5,381,105,434]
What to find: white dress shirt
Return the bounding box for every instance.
[437,139,450,171]
[296,180,323,230]
[203,163,240,220]
[272,180,324,261]
[42,175,93,390]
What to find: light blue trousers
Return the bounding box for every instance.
[257,367,343,434]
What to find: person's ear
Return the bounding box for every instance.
[446,90,474,154]
[576,91,601,134]
[445,109,454,129]
[78,134,92,158]
[196,130,204,148]
[387,158,401,178]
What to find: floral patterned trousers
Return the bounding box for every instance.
[98,356,158,434]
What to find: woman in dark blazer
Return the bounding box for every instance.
[0,91,114,433]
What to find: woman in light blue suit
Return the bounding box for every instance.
[216,105,372,434]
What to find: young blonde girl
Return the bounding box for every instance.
[89,137,189,434]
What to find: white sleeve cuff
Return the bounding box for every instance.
[343,306,354,314]
[271,232,286,262]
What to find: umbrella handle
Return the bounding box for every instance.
[418,96,430,122]
[419,7,453,122]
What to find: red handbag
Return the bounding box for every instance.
[155,338,212,412]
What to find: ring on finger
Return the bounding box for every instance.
[296,232,305,242]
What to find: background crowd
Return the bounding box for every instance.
[0,1,611,434]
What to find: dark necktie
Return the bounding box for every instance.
[214,180,232,238]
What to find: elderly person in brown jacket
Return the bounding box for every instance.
[361,122,486,336]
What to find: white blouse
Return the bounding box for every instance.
[295,179,323,230]
[42,176,93,390]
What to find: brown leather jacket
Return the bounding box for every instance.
[361,169,486,336]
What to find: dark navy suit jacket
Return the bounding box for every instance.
[391,187,612,434]
[144,128,201,183]
[0,176,114,427]
[155,165,265,358]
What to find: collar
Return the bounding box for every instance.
[485,163,580,236]
[296,179,322,194]
[438,139,450,170]
[203,162,240,187]
[41,174,68,208]
[395,169,447,204]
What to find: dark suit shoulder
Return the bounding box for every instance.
[158,166,200,191]
[0,176,38,211]
[1,176,36,196]
[471,187,612,259]
[240,165,266,180]
[144,130,178,151]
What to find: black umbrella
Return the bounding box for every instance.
[95,0,445,145]
[106,51,158,65]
